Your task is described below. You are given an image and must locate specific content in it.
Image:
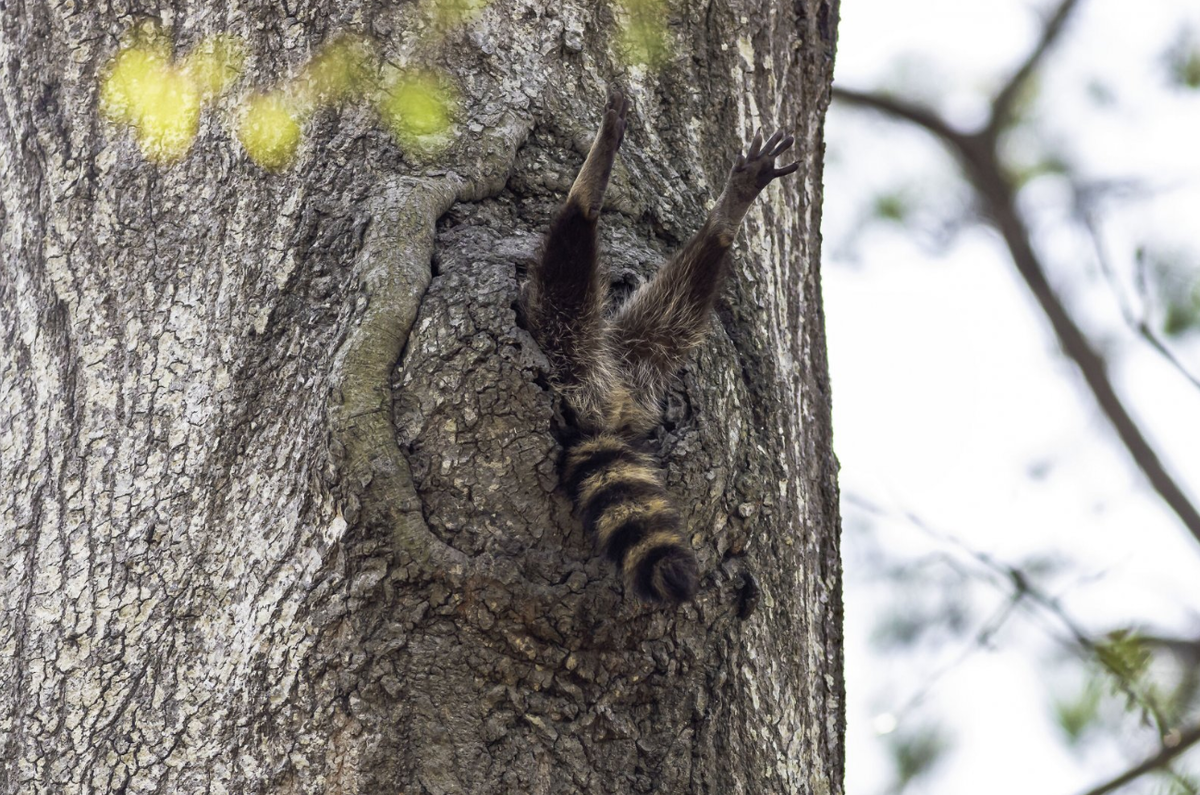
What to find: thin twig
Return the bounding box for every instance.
[1072,182,1200,391]
[893,594,1023,719]
[987,0,1085,135]
[848,493,1178,736]
[1139,635,1200,661]
[859,491,1200,793]
[1075,723,1200,795]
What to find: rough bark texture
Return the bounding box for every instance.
[0,1,842,793]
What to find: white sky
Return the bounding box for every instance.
[823,1,1200,792]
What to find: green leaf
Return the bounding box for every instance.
[872,191,911,223]
[1165,30,1200,90]
[1095,629,1151,688]
[888,724,950,791]
[1163,301,1200,337]
[1054,681,1103,745]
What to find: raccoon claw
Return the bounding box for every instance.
[730,128,798,195]
[602,86,629,149]
[569,88,631,219]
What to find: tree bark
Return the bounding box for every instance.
[0,1,842,793]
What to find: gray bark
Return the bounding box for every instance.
[0,1,842,793]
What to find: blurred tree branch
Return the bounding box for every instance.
[1074,187,1200,391]
[848,492,1194,736]
[1075,722,1200,795]
[832,0,1200,548]
[830,87,966,146]
[1140,634,1200,662]
[986,0,1084,135]
[850,492,1200,794]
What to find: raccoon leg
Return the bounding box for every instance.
[524,89,629,412]
[567,87,628,221]
[611,129,798,401]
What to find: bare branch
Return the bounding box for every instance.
[832,86,967,145]
[960,151,1200,549]
[865,487,1200,789]
[837,0,1084,142]
[1139,635,1200,661]
[848,493,1190,738]
[832,87,1200,549]
[1075,723,1200,795]
[988,0,1086,134]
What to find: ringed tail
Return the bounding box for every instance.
[563,433,699,604]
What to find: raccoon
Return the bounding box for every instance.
[524,88,797,604]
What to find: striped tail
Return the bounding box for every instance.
[562,433,699,604]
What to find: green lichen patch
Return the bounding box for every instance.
[614,0,672,69]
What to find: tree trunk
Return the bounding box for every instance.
[0,2,842,793]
